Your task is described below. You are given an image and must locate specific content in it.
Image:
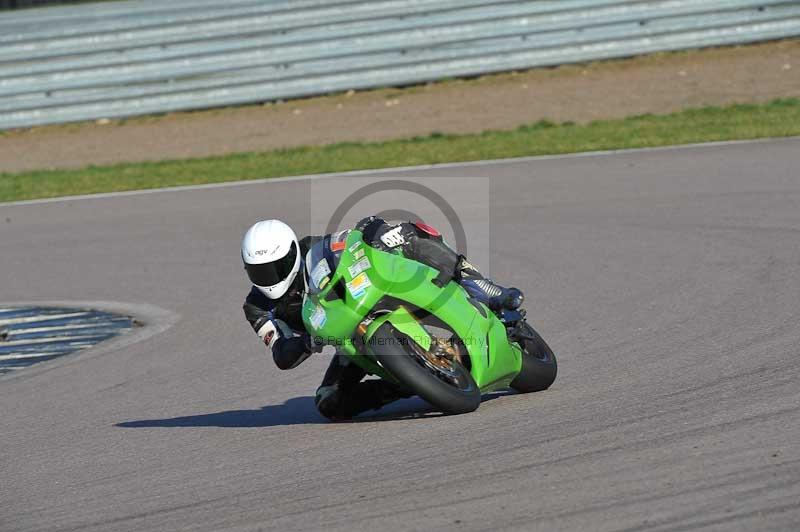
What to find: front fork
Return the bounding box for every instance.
[500,308,535,341]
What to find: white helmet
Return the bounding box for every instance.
[241,219,300,299]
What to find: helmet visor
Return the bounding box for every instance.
[245,242,298,287]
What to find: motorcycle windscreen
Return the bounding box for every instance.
[304,232,349,294]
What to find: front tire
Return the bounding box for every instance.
[510,322,558,393]
[370,324,481,415]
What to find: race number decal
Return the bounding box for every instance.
[380,226,405,248]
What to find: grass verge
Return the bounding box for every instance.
[2,98,799,203]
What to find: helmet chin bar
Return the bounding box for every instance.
[254,249,301,299]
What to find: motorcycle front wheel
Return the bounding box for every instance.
[370,324,481,415]
[510,322,558,393]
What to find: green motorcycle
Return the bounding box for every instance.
[301,229,557,414]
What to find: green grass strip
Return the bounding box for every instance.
[2,98,799,203]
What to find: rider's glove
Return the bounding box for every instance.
[254,316,291,349]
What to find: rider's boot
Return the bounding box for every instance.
[317,381,410,421]
[457,258,524,312]
[316,354,412,420]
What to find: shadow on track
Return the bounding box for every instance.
[116,396,325,428]
[116,396,441,428]
[116,391,515,428]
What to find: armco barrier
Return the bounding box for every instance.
[1,0,799,129]
[0,1,84,9]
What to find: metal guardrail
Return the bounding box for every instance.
[0,0,84,8]
[1,0,799,129]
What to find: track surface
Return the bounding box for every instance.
[2,139,799,532]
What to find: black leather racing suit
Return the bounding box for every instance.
[242,216,473,420]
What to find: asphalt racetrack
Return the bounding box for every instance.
[2,138,799,532]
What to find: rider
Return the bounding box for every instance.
[242,216,523,420]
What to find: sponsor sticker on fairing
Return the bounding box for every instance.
[309,305,327,329]
[348,240,362,252]
[347,257,371,278]
[310,259,331,288]
[346,272,372,299]
[353,249,365,259]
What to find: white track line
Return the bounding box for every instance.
[0,352,63,362]
[2,137,797,208]
[0,312,89,327]
[0,335,101,347]
[4,322,121,335]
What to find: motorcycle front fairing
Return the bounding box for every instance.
[301,230,523,392]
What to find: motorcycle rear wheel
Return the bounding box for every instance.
[370,324,481,415]
[510,322,558,393]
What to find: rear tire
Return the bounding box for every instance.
[370,324,481,415]
[510,323,557,393]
